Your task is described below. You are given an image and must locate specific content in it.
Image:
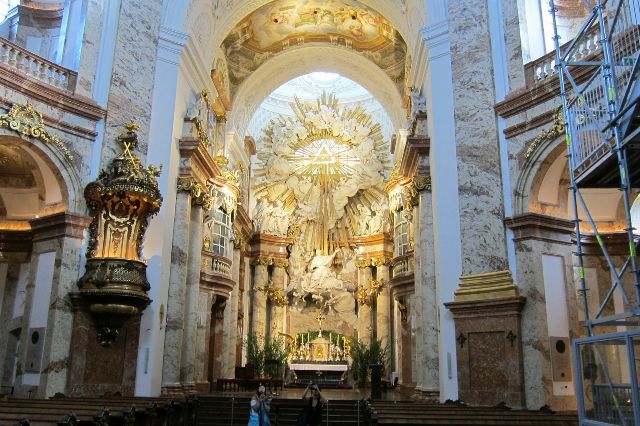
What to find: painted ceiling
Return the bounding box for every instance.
[221,0,407,100]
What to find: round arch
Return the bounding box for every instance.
[228,45,405,140]
[0,132,83,217]
[515,136,626,226]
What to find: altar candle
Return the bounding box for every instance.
[329,332,332,343]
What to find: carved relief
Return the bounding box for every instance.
[0,103,73,162]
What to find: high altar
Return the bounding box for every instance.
[289,335,349,385]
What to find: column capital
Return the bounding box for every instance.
[192,191,214,210]
[251,256,274,266]
[412,175,432,193]
[176,176,202,198]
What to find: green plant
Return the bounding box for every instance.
[263,335,290,377]
[244,334,265,377]
[244,334,291,377]
[348,337,389,388]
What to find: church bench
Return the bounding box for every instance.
[0,395,196,426]
[367,402,578,426]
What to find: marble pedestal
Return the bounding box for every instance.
[445,294,526,408]
[67,302,140,397]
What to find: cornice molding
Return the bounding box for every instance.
[400,132,430,177]
[496,65,593,118]
[178,137,221,186]
[29,211,91,242]
[503,108,557,140]
[158,25,189,66]
[504,213,574,245]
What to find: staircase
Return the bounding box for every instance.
[197,395,368,425]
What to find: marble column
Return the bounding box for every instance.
[413,188,439,399]
[194,290,209,391]
[358,266,372,344]
[221,246,241,378]
[376,264,391,352]
[251,261,269,337]
[180,197,206,391]
[271,263,287,338]
[161,186,192,394]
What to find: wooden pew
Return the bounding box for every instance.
[366,401,579,426]
[0,394,197,426]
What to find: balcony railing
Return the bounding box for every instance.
[392,254,413,277]
[0,37,77,93]
[201,251,232,278]
[524,22,602,86]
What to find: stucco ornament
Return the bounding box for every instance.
[253,93,390,250]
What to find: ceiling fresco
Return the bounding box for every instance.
[221,0,407,100]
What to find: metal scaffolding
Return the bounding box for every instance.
[550,0,640,424]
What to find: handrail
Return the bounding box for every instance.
[525,22,602,86]
[0,37,77,93]
[201,251,232,278]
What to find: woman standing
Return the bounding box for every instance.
[298,382,327,426]
[248,384,271,426]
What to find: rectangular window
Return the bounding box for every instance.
[212,209,231,257]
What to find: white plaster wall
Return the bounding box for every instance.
[421,3,462,401]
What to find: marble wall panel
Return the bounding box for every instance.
[67,309,140,397]
[514,235,578,410]
[448,0,508,274]
[161,191,191,391]
[100,0,163,161]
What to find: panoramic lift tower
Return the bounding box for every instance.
[550,0,640,424]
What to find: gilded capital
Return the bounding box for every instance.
[252,256,274,266]
[412,175,431,192]
[371,257,392,267]
[192,191,214,210]
[355,259,372,269]
[272,258,289,268]
[177,176,196,193]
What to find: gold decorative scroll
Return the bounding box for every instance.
[0,103,73,161]
[255,279,288,307]
[524,106,565,159]
[357,279,386,306]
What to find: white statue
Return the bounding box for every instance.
[287,248,352,312]
[369,202,389,234]
[409,87,426,121]
[252,198,268,232]
[355,204,371,236]
[259,200,289,236]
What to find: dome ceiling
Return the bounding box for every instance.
[247,73,394,145]
[221,0,407,100]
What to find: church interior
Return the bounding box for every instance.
[0,0,639,425]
